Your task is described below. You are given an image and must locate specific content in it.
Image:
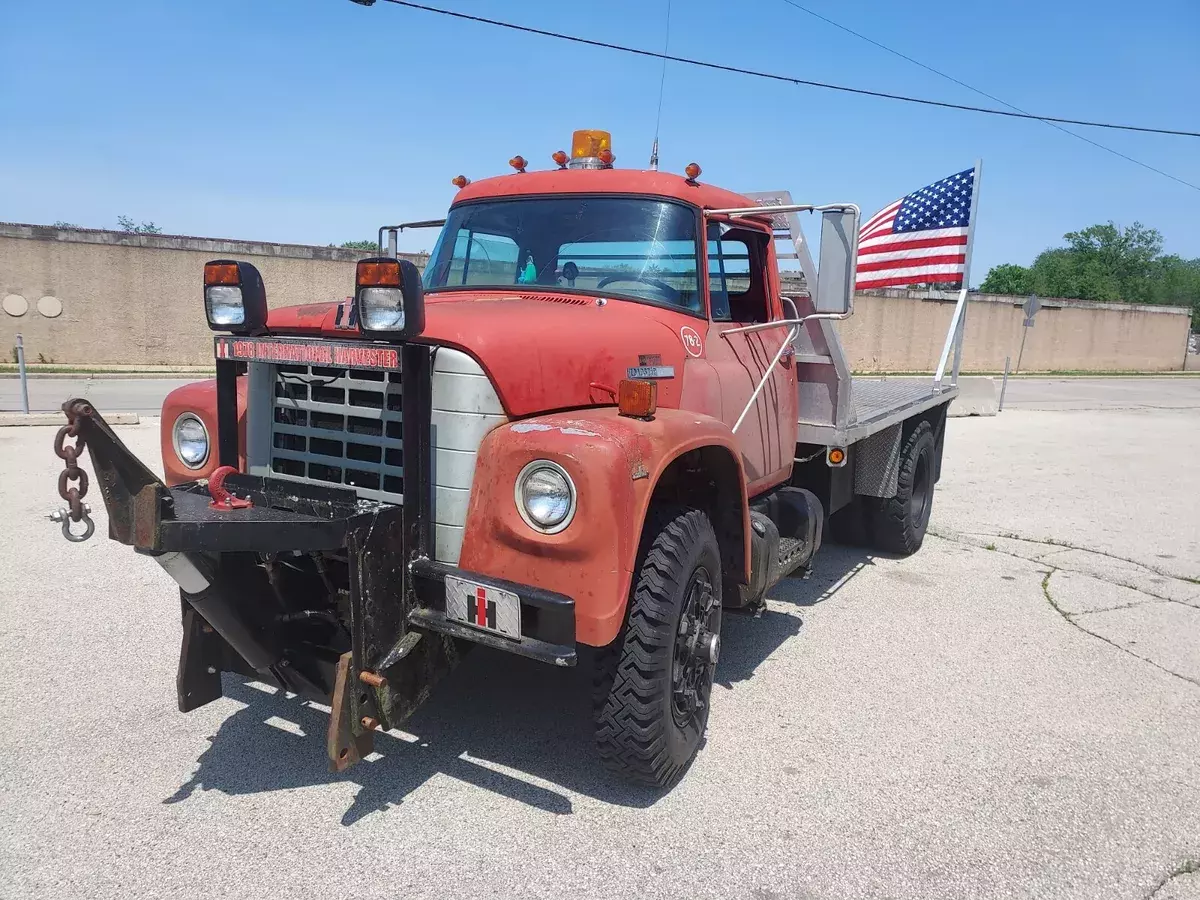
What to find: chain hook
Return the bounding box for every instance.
[52,404,94,540]
[49,506,95,542]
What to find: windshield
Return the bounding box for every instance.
[422,196,702,314]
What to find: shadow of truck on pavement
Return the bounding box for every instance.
[163,540,877,824]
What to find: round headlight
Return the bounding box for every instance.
[515,460,576,534]
[172,413,210,469]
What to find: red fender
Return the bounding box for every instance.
[459,407,751,647]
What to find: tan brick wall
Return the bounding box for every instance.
[0,225,425,367]
[837,291,1191,373]
[1,225,1191,372]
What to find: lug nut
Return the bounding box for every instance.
[359,670,386,688]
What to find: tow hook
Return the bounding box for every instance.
[48,505,95,543]
[207,465,253,510]
[50,403,96,542]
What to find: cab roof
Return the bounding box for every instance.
[453,167,761,215]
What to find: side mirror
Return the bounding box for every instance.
[815,208,858,315]
[356,258,425,339]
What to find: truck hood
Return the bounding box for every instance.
[266,292,701,417]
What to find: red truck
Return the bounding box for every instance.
[52,130,964,787]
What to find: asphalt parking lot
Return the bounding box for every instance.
[2,380,1198,899]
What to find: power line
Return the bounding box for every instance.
[776,0,1199,192]
[372,0,1200,140]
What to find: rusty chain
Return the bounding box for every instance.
[51,405,95,541]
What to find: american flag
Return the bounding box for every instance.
[855,167,977,291]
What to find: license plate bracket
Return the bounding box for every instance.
[444,575,522,641]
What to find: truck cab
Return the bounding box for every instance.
[55,129,957,788]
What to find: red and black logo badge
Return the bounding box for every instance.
[472,586,497,630]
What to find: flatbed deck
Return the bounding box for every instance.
[796,378,957,447]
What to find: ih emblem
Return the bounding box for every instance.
[472,586,497,630]
[333,296,359,330]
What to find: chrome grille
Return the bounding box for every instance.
[269,364,404,503]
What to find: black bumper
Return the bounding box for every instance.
[410,559,576,667]
[127,475,579,667]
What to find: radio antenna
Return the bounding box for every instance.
[649,0,672,171]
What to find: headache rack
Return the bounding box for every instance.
[738,190,967,448]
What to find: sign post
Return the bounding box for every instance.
[1015,293,1041,374]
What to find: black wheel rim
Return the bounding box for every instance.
[910,447,931,526]
[672,565,720,729]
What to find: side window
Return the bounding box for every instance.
[707,224,754,322]
[445,229,520,285]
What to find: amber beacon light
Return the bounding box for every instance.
[569,129,614,169]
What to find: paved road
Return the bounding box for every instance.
[0,377,197,415]
[3,375,1198,416]
[995,376,1200,410]
[2,403,1199,898]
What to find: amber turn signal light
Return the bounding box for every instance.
[204,262,240,286]
[356,259,402,288]
[451,175,470,188]
[618,379,657,418]
[827,447,846,466]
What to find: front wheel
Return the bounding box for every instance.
[593,506,723,788]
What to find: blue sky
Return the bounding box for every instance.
[2,0,1197,284]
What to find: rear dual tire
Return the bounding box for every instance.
[828,420,936,556]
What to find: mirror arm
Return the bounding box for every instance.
[724,309,852,435]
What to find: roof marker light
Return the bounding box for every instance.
[552,150,568,169]
[685,162,702,182]
[451,175,470,189]
[509,155,528,173]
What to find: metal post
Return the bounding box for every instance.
[950,294,967,386]
[387,229,398,260]
[16,333,30,414]
[1015,324,1029,375]
[998,355,1011,411]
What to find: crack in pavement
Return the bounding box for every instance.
[926,529,1200,689]
[1040,570,1200,689]
[932,527,1200,608]
[1147,858,1200,900]
[956,528,1200,585]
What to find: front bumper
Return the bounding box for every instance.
[63,397,577,769]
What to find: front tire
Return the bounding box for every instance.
[593,506,723,788]
[867,420,936,555]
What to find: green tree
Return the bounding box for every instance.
[979,221,1199,326]
[117,215,163,234]
[336,240,378,250]
[979,263,1031,295]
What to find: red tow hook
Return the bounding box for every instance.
[207,465,253,510]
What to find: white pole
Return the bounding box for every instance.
[951,159,983,385]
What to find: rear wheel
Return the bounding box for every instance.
[867,421,935,555]
[593,506,723,788]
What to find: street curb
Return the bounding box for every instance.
[0,412,141,426]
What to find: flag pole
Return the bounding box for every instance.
[934,159,983,390]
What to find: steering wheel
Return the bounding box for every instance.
[596,273,680,302]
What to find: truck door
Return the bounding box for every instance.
[704,222,798,492]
